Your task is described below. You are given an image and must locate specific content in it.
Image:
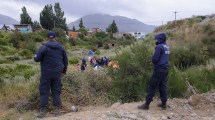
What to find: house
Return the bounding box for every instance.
[113,32,132,38]
[92,28,102,34]
[68,31,79,39]
[131,32,146,39]
[0,24,14,32]
[13,24,32,33]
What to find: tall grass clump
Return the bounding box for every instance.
[184,66,215,93]
[202,34,215,57]
[167,67,187,97]
[108,42,153,103]
[0,64,39,105]
[170,44,207,70]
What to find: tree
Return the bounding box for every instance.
[54,3,67,31]
[40,4,55,30]
[72,25,76,31]
[78,18,87,38]
[32,21,41,30]
[79,18,85,29]
[106,20,118,33]
[20,6,33,25]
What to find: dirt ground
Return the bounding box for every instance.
[41,91,215,120]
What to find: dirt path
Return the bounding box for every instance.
[42,91,215,120]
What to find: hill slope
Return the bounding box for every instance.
[68,14,156,33]
[0,14,19,25]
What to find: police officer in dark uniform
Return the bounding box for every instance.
[34,31,68,117]
[138,33,170,110]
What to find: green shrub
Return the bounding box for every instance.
[185,67,215,93]
[18,49,33,59]
[0,58,7,64]
[202,35,215,57]
[103,44,110,49]
[0,39,9,46]
[170,45,206,70]
[202,24,215,35]
[168,67,187,97]
[32,33,44,42]
[94,50,101,55]
[6,55,21,62]
[9,32,24,48]
[0,46,16,55]
[69,58,79,64]
[108,43,152,103]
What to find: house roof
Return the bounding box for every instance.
[69,31,79,38]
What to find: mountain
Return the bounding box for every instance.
[68,14,156,33]
[0,14,19,25]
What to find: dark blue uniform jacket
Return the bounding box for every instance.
[34,41,68,73]
[152,34,170,70]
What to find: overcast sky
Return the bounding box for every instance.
[0,0,214,25]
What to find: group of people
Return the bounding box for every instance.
[34,31,169,118]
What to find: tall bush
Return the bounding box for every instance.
[108,43,152,103]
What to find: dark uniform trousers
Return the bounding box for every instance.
[39,71,62,108]
[146,69,168,103]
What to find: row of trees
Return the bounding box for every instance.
[20,3,67,31]
[20,2,119,34]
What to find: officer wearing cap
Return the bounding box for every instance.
[34,31,68,117]
[138,33,170,110]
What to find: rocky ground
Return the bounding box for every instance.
[41,91,215,120]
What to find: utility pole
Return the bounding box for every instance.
[174,11,178,21]
[174,11,178,27]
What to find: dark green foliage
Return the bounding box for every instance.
[0,64,35,80]
[18,49,33,59]
[9,32,24,48]
[108,43,152,103]
[40,4,55,30]
[94,50,101,55]
[78,18,88,38]
[95,32,108,39]
[185,67,215,93]
[196,15,206,20]
[54,3,67,31]
[103,44,109,49]
[32,21,41,30]
[20,6,33,25]
[202,24,215,36]
[52,27,67,44]
[69,58,79,64]
[79,18,85,29]
[167,67,187,97]
[106,20,118,33]
[72,25,76,31]
[202,35,215,57]
[170,45,206,70]
[6,55,21,62]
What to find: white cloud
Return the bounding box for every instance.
[0,0,43,22]
[0,0,215,25]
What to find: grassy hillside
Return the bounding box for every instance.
[107,15,215,103]
[0,15,215,119]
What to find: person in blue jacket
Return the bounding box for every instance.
[138,33,170,110]
[34,31,68,117]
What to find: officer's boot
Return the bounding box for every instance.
[157,102,166,110]
[54,106,62,117]
[138,101,150,110]
[37,107,47,118]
